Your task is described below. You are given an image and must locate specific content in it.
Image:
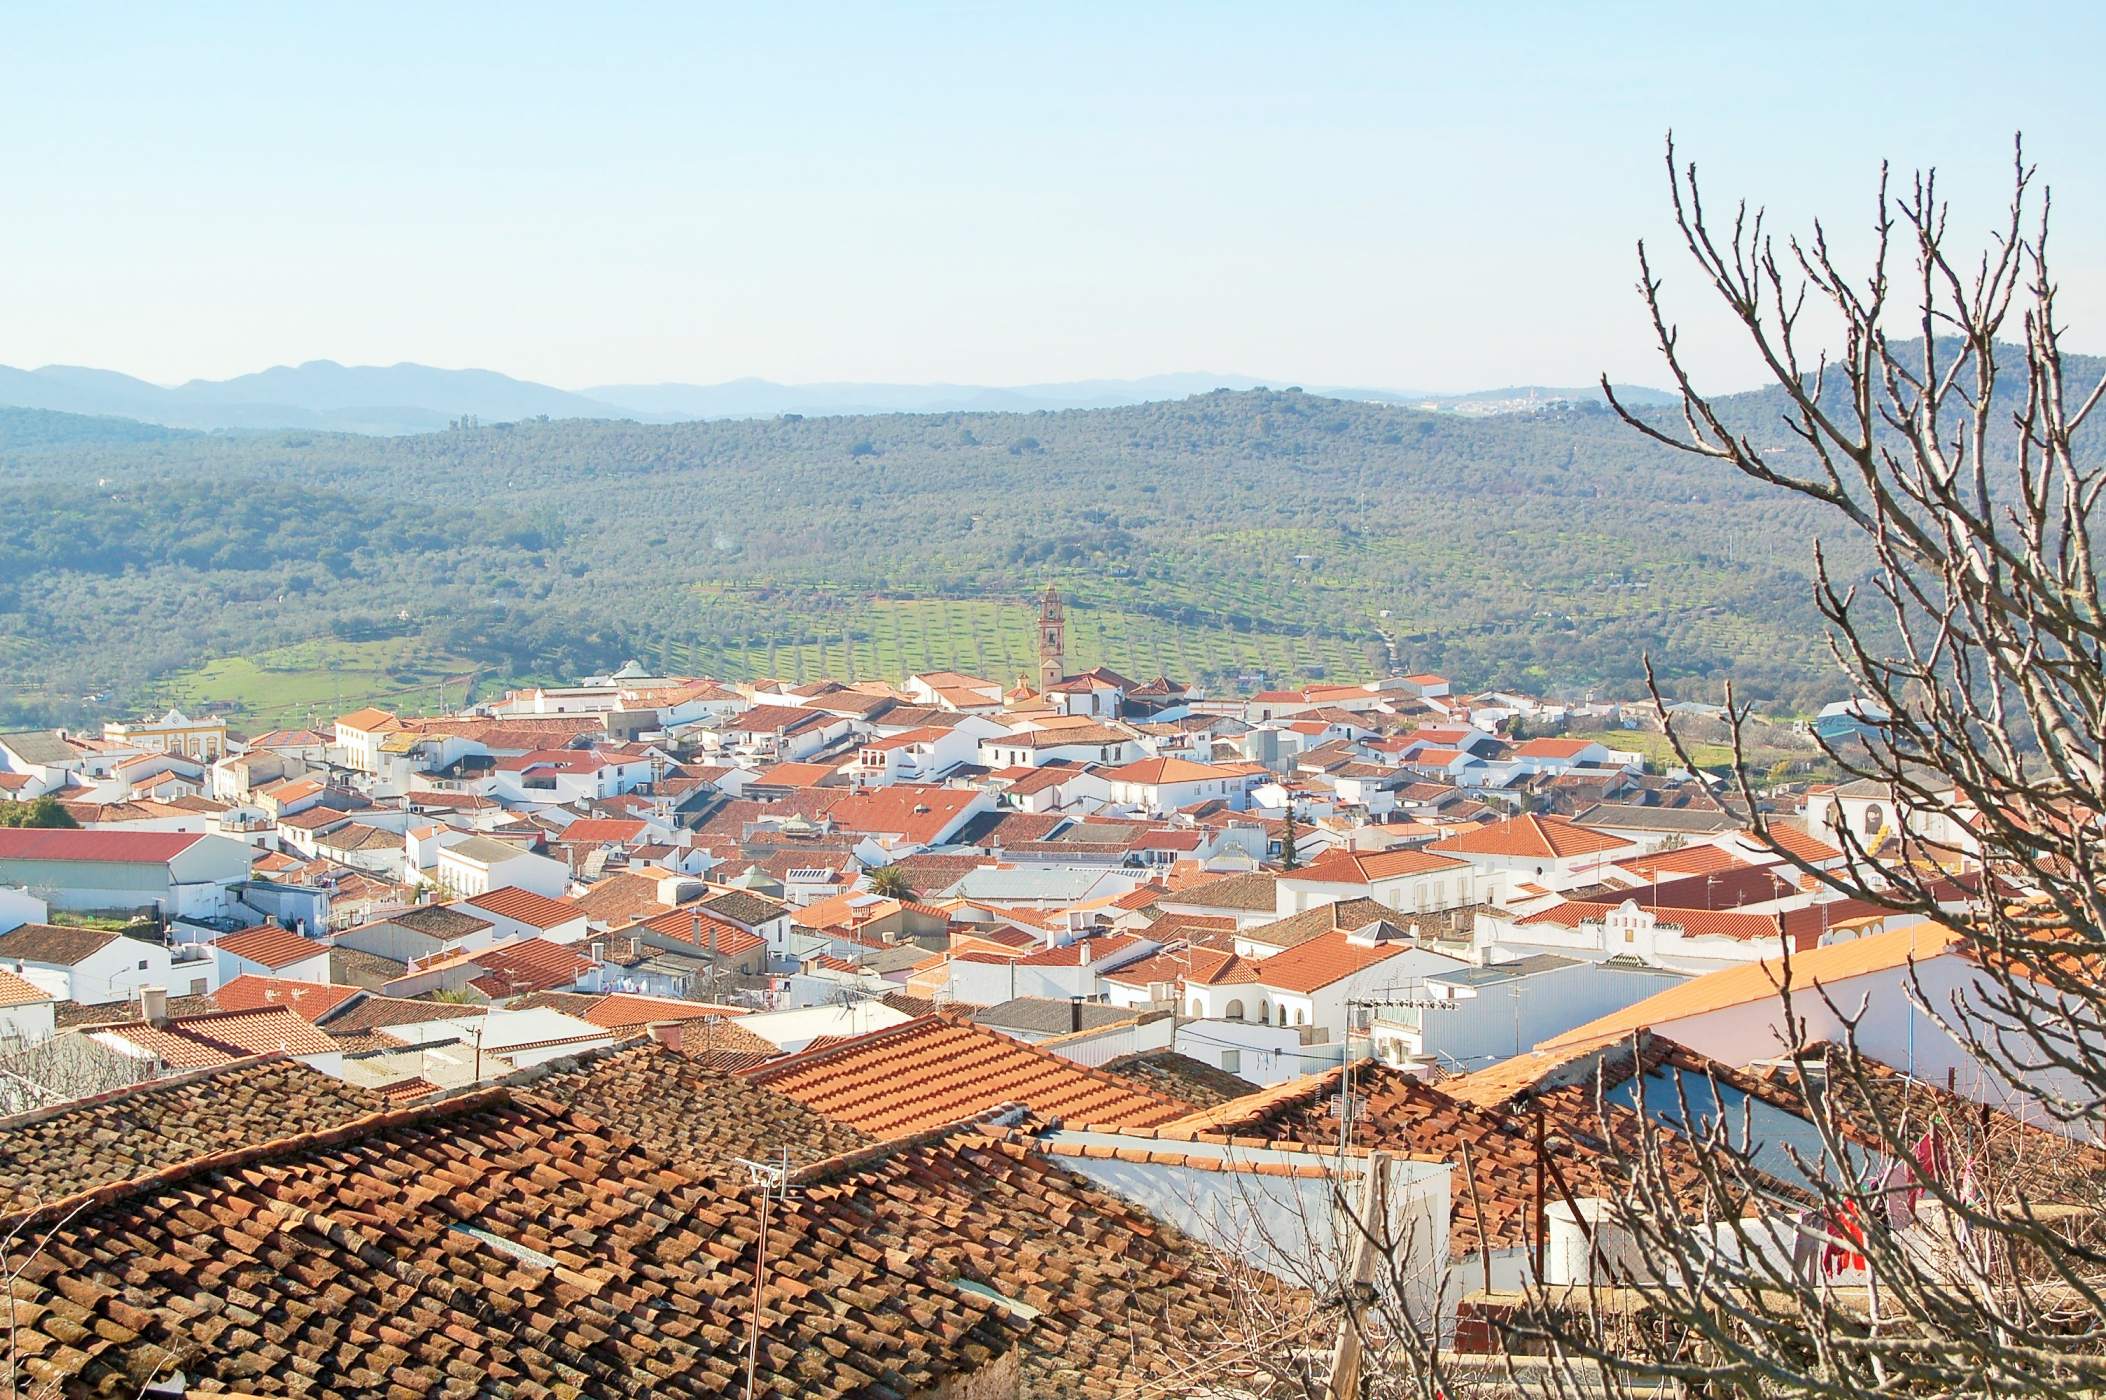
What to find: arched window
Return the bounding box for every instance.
[1225,998,1246,1021]
[1863,803,1886,834]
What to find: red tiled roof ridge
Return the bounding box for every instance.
[0,1081,516,1235]
[1164,1059,1358,1134]
[0,1050,292,1137]
[787,1102,1034,1186]
[745,1012,959,1080]
[746,1014,1196,1133]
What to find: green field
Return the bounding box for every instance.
[1567,722,1825,777]
[161,638,494,730]
[650,592,1385,690]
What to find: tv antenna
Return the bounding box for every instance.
[731,1148,799,1400]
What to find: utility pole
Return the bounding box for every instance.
[1336,997,1356,1161]
[1532,1097,1547,1285]
[696,912,721,1060]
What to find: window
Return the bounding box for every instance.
[1225,998,1246,1021]
[137,959,148,971]
[1863,803,1886,834]
[1221,1049,1242,1074]
[188,979,206,995]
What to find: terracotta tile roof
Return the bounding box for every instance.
[748,1015,1195,1137]
[1613,844,1750,881]
[464,938,599,997]
[564,870,686,924]
[332,705,399,730]
[456,884,578,929]
[579,993,746,1031]
[51,993,217,1029]
[279,805,355,832]
[3,1092,1028,1398]
[0,828,209,862]
[1102,945,1239,988]
[890,851,991,885]
[622,908,766,960]
[0,968,53,1008]
[1731,1039,2106,1202]
[1112,881,1167,910]
[0,922,121,966]
[211,975,363,1021]
[1741,822,1843,865]
[556,816,650,844]
[91,1020,230,1070]
[1000,722,1136,748]
[1513,737,1599,759]
[1099,1050,1255,1108]
[92,1005,337,1066]
[1013,933,1147,967]
[383,903,495,943]
[506,990,603,1018]
[327,944,407,988]
[1239,896,1395,950]
[1283,845,1468,883]
[752,759,842,786]
[1171,1061,1732,1256]
[1249,929,1420,994]
[1439,1040,1615,1109]
[1161,870,1278,911]
[1537,920,1963,1052]
[1095,756,1247,785]
[212,923,329,970]
[323,994,488,1036]
[507,1039,869,1172]
[824,784,983,846]
[171,1006,338,1058]
[0,1056,381,1212]
[1430,813,1634,860]
[698,887,790,929]
[1139,911,1241,945]
[726,701,835,733]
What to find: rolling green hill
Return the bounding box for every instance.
[7,367,2052,728]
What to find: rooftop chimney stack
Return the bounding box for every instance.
[138,985,169,1028]
[646,1019,686,1053]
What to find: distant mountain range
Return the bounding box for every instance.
[0,359,1680,435]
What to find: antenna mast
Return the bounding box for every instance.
[733,1148,795,1400]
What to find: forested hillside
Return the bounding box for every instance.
[1,378,1987,727]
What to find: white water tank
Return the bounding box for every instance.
[1544,1197,1651,1287]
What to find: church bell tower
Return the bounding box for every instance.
[1037,584,1066,692]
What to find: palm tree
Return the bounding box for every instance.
[866,865,915,901]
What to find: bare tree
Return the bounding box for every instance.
[0,1032,156,1116]
[1482,135,2106,1395]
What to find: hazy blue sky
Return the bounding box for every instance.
[5,3,2101,392]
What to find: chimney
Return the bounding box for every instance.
[138,985,169,1028]
[647,1019,686,1053]
[1069,997,1085,1033]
